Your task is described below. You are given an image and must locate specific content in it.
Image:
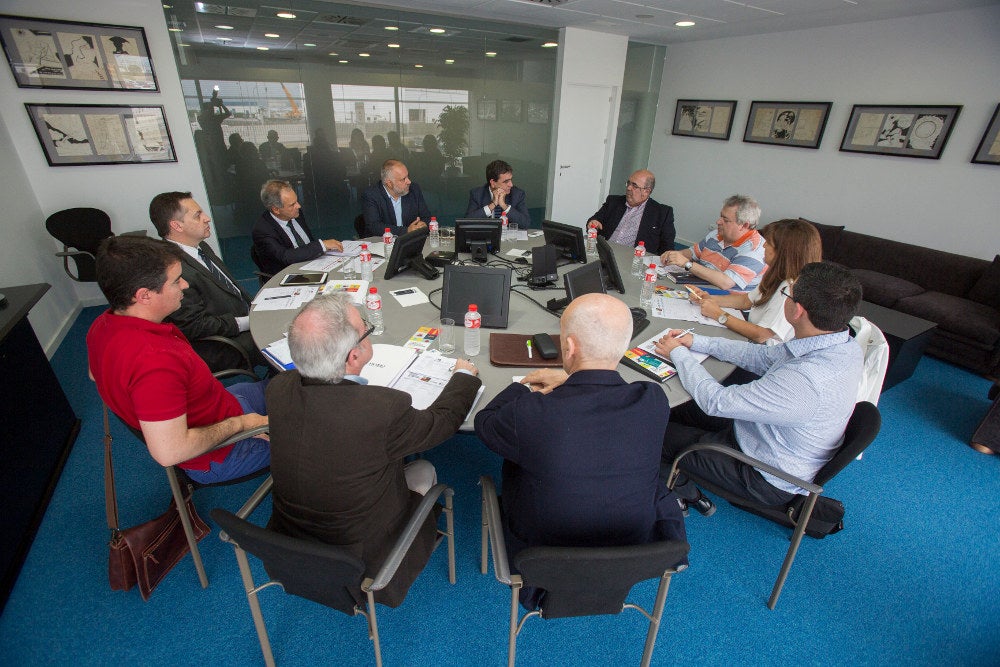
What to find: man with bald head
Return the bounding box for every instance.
[361,159,432,237]
[475,293,687,607]
[587,169,675,254]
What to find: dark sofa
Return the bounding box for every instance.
[803,218,1000,379]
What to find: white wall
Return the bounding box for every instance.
[649,6,1000,259]
[0,0,213,352]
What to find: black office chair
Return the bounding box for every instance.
[666,401,882,609]
[479,476,689,667]
[193,335,255,375]
[353,213,367,239]
[212,482,457,667]
[45,207,113,281]
[249,245,273,288]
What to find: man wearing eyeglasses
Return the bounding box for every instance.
[265,293,480,606]
[586,169,675,255]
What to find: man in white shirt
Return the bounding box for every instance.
[251,179,344,276]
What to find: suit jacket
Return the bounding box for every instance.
[266,370,482,607]
[474,370,686,562]
[361,182,432,237]
[590,195,675,255]
[251,210,323,276]
[165,242,259,371]
[465,184,530,228]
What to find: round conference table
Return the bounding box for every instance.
[250,232,743,429]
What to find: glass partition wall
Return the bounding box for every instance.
[162,1,558,268]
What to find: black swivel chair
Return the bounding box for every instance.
[353,213,367,239]
[479,476,689,667]
[249,245,273,288]
[666,401,882,609]
[45,207,113,281]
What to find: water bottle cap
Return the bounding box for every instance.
[638,241,645,246]
[361,243,368,249]
[384,228,390,233]
[649,263,656,269]
[369,287,378,294]
[468,304,478,311]
[431,216,437,222]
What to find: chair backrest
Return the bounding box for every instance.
[211,508,366,615]
[45,207,113,253]
[850,316,890,405]
[812,401,882,486]
[513,540,690,619]
[354,213,366,239]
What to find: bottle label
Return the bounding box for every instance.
[367,297,381,310]
[360,251,371,262]
[465,315,481,329]
[644,271,655,282]
[429,220,438,232]
[634,246,645,258]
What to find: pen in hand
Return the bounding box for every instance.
[672,328,695,339]
[526,340,533,359]
[685,285,702,301]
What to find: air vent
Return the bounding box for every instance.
[503,36,532,43]
[227,7,257,17]
[315,14,366,27]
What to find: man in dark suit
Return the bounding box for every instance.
[587,169,675,254]
[361,159,432,237]
[465,158,530,227]
[475,293,687,607]
[150,191,265,372]
[266,293,481,606]
[251,179,344,276]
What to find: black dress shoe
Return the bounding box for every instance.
[687,491,716,517]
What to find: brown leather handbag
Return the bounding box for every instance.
[103,405,209,601]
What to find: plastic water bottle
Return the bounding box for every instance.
[383,227,394,251]
[631,241,647,278]
[365,287,384,335]
[640,263,657,307]
[359,243,373,282]
[429,216,440,248]
[586,223,598,259]
[500,213,509,241]
[464,304,481,356]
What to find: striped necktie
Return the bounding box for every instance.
[198,248,242,299]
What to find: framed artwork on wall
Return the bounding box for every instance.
[527,102,550,124]
[26,103,176,166]
[0,14,157,91]
[499,99,523,123]
[971,103,1000,165]
[477,99,497,121]
[743,101,832,149]
[839,104,962,159]
[671,99,737,140]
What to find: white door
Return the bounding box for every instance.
[548,83,616,228]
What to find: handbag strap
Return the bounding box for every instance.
[103,403,121,532]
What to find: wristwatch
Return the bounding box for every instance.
[717,313,729,325]
[683,261,693,271]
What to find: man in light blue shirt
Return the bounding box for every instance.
[655,262,863,516]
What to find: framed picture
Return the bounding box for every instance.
[499,99,522,123]
[743,101,832,149]
[671,99,737,140]
[527,102,550,124]
[0,14,157,91]
[971,103,1000,165]
[839,104,962,159]
[477,99,496,121]
[26,103,176,166]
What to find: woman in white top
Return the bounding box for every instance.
[687,218,822,344]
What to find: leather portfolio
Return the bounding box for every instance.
[489,333,563,367]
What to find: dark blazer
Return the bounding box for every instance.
[465,184,530,227]
[474,370,686,563]
[165,242,259,371]
[266,370,482,607]
[251,210,324,276]
[590,195,675,255]
[361,182,431,237]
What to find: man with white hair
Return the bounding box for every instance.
[475,293,687,607]
[660,194,766,292]
[265,293,480,606]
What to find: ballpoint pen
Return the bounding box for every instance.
[672,328,695,339]
[685,285,702,301]
[526,340,533,359]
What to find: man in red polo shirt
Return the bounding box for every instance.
[87,235,269,483]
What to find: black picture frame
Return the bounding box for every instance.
[499,99,522,123]
[971,103,1000,166]
[477,99,496,121]
[26,103,176,166]
[839,104,962,160]
[671,99,737,140]
[743,101,832,149]
[0,14,157,91]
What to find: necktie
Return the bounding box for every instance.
[287,220,307,248]
[198,248,243,300]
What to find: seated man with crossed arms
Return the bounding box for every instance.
[465,159,530,227]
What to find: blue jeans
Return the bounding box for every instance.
[183,380,270,484]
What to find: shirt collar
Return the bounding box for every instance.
[383,184,401,203]
[784,329,851,357]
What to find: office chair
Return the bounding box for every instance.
[212,482,457,667]
[193,335,255,375]
[249,245,274,288]
[45,207,113,281]
[479,476,689,667]
[353,213,366,239]
[666,401,882,609]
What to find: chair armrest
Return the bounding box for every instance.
[199,335,252,371]
[480,475,513,585]
[212,368,259,382]
[54,250,94,260]
[367,483,454,591]
[667,442,823,496]
[216,425,269,448]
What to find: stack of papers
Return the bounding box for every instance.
[651,295,744,328]
[361,344,485,415]
[251,286,320,311]
[621,328,710,383]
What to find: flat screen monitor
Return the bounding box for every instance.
[564,261,607,301]
[542,219,586,263]
[596,235,627,294]
[455,218,502,261]
[383,227,439,280]
[440,264,512,328]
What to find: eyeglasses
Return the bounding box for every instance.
[780,285,795,302]
[346,323,376,360]
[625,180,650,191]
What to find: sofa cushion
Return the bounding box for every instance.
[895,292,1000,346]
[851,269,924,307]
[968,255,1000,311]
[800,218,844,261]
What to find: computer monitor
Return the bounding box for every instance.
[564,261,607,301]
[596,235,627,294]
[440,264,512,328]
[383,226,439,280]
[455,218,502,262]
[542,219,586,263]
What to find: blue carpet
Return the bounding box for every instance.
[1,306,998,665]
